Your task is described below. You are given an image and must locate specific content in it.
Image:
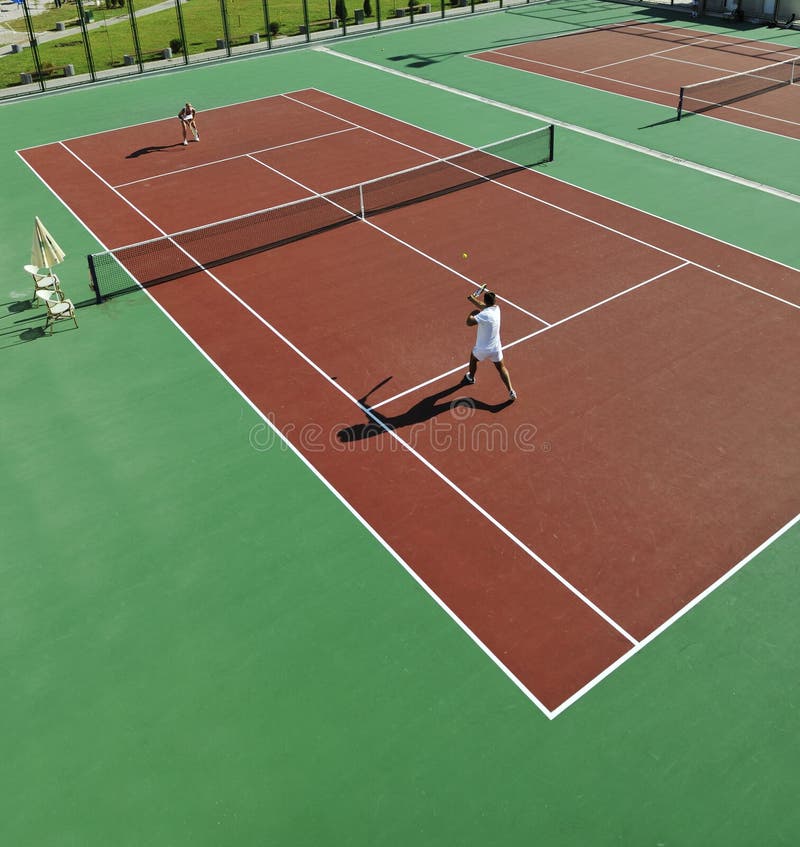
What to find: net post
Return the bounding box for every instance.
[87,253,102,304]
[548,124,554,162]
[359,184,365,219]
[677,87,685,121]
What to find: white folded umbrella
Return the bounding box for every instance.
[32,216,66,274]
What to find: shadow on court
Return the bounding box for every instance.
[0,301,51,347]
[5,300,31,313]
[0,323,46,349]
[126,143,186,158]
[338,377,513,443]
[639,115,680,129]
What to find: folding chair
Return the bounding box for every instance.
[25,264,62,305]
[38,288,78,335]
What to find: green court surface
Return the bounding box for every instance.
[2,3,799,844]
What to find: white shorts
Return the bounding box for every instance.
[472,346,503,363]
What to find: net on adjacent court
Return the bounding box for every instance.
[677,56,800,120]
[87,124,554,302]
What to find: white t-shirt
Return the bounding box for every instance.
[473,304,501,351]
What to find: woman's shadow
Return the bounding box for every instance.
[126,143,185,158]
[338,376,513,443]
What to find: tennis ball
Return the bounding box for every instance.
[462,252,468,259]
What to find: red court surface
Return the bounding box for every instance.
[472,22,800,138]
[20,89,800,716]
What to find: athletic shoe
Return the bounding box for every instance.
[464,373,474,385]
[509,389,517,401]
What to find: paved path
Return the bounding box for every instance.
[0,0,182,51]
[1,0,51,41]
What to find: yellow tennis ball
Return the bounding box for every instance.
[462,252,468,259]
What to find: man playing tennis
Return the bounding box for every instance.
[464,285,516,401]
[178,102,199,146]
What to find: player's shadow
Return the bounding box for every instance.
[126,143,185,158]
[338,377,513,443]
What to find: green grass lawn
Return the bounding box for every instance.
[1,0,415,88]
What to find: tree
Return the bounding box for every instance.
[363,0,372,15]
[335,0,348,22]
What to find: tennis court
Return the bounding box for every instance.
[3,3,800,845]
[19,89,799,713]
[474,19,800,136]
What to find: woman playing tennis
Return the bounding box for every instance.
[178,102,199,145]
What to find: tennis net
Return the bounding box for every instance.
[87,124,555,302]
[677,56,799,120]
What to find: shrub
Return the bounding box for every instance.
[170,38,183,53]
[363,0,371,14]
[335,0,348,22]
[268,20,281,35]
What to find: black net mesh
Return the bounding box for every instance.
[678,57,799,119]
[88,125,554,301]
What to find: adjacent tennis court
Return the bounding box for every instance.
[474,20,800,137]
[5,3,800,844]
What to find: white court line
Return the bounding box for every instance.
[114,127,359,188]
[282,90,472,161]
[549,510,800,718]
[503,261,690,347]
[374,262,690,410]
[57,137,641,681]
[466,46,679,100]
[13,90,345,145]
[582,42,691,74]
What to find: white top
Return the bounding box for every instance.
[474,304,501,351]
